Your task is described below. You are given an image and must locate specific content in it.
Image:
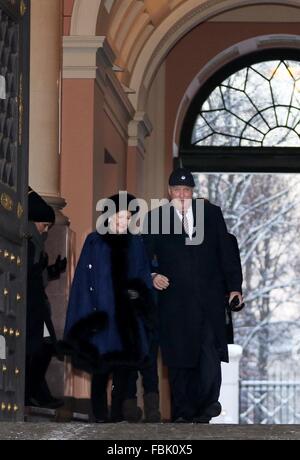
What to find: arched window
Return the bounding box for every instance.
[180,50,300,172]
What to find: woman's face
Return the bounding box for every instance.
[109,210,131,234]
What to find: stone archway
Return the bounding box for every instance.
[127,0,300,111]
[63,0,300,420]
[70,0,102,35]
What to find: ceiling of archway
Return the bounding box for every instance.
[105,0,187,79]
[102,1,300,84]
[69,0,300,101]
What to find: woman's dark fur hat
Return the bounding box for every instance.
[102,191,139,216]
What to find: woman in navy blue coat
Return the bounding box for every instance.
[63,193,154,422]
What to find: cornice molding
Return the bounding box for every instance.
[63,36,115,79]
[128,111,153,155]
[97,62,135,142]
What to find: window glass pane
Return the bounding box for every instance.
[203,87,224,111]
[192,115,213,144]
[246,68,273,111]
[192,60,300,147]
[271,62,295,106]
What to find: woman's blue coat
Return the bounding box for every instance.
[64,232,153,358]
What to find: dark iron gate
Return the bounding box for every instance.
[0,0,30,422]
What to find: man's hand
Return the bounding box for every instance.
[229,291,244,310]
[152,274,170,291]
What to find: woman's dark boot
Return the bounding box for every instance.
[122,398,143,423]
[144,392,161,423]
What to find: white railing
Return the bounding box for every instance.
[240,380,300,424]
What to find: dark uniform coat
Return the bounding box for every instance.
[26,230,56,356]
[142,199,243,368]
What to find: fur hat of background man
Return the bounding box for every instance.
[168,168,195,187]
[28,187,55,223]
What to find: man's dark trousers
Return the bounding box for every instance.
[168,321,222,422]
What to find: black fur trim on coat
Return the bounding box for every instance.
[59,312,109,374]
[103,233,154,363]
[62,234,155,374]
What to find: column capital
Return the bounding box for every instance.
[63,35,115,79]
[43,195,70,226]
[128,112,153,156]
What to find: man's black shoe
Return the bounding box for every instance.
[173,417,191,423]
[202,401,222,418]
[192,415,211,424]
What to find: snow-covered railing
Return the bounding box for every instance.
[240,379,300,424]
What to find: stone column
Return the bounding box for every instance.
[127,112,152,196]
[61,35,116,409]
[29,0,63,203]
[29,0,70,401]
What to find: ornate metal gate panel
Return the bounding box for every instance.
[0,0,30,422]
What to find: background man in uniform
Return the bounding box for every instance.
[26,188,66,409]
[142,168,243,423]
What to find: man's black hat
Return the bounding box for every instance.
[168,168,195,187]
[28,187,55,223]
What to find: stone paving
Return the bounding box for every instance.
[0,423,300,440]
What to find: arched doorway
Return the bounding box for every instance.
[63,0,300,423]
[179,49,300,423]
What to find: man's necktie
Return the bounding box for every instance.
[182,210,189,236]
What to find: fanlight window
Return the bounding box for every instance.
[192,60,300,147]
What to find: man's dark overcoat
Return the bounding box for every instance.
[225,233,243,344]
[142,199,243,368]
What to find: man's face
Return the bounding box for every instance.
[35,222,53,234]
[168,186,193,212]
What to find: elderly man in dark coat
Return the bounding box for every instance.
[142,168,243,423]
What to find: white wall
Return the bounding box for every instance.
[212,344,243,424]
